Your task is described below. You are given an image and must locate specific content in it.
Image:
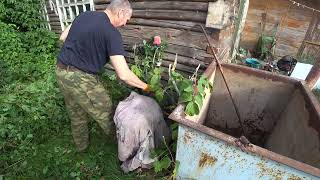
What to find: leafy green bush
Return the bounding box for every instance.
[0,0,67,177]
[131,38,213,116]
[0,0,46,31]
[0,21,58,85]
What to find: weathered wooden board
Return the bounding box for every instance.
[132,10,206,22]
[94,0,217,4]
[127,18,204,32]
[118,24,217,50]
[205,0,230,29]
[95,1,208,11]
[95,6,207,23]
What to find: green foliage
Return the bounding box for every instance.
[173,74,213,116]
[130,38,213,116]
[0,21,58,86]
[256,34,276,60]
[0,0,71,177]
[100,72,131,106]
[151,123,179,178]
[154,156,171,173]
[0,0,47,31]
[130,39,168,103]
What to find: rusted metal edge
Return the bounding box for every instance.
[221,63,301,85]
[169,105,320,177]
[202,61,216,79]
[299,81,320,139]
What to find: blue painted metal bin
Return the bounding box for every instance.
[169,62,320,179]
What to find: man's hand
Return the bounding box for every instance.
[59,24,71,42]
[110,55,148,90]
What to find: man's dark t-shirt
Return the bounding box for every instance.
[57,11,125,74]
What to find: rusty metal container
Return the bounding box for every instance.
[169,62,320,179]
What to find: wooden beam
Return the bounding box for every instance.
[48,15,60,22]
[95,1,208,11]
[297,12,320,57]
[306,55,320,89]
[127,18,203,32]
[230,0,249,59]
[51,25,62,32]
[134,10,206,23]
[95,7,207,23]
[49,21,60,26]
[94,0,217,5]
[304,40,320,47]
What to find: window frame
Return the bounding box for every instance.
[55,0,95,31]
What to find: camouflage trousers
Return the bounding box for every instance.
[56,66,113,152]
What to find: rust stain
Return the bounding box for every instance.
[256,160,303,179]
[288,177,302,180]
[184,132,191,143]
[198,152,217,168]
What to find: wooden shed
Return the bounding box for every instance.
[240,0,320,60]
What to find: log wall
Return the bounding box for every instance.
[95,0,236,74]
[46,0,238,74]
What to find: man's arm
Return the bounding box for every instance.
[59,24,71,42]
[110,55,148,90]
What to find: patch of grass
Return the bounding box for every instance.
[4,124,154,179]
[0,71,158,179]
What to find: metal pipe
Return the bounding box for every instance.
[196,24,246,137]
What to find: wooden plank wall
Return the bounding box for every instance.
[95,0,234,74]
[239,0,315,58]
[299,12,320,60]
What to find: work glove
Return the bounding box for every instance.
[143,84,151,93]
[143,84,156,98]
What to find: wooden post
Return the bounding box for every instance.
[230,0,249,59]
[306,55,320,89]
[296,12,319,58]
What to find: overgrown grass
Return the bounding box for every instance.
[6,124,137,179]
[0,23,158,179]
[0,69,160,179]
[1,1,168,178]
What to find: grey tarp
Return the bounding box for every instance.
[113,91,171,172]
